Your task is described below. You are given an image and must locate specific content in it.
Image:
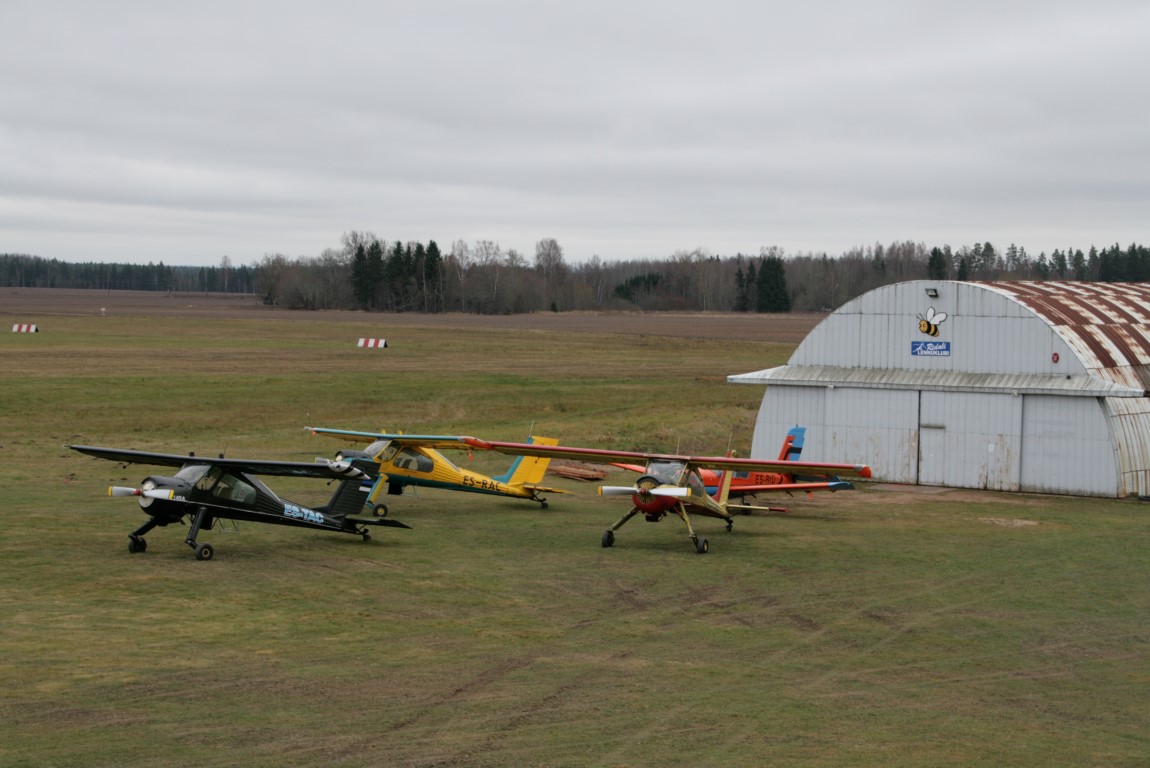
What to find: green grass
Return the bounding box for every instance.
[2,312,1149,766]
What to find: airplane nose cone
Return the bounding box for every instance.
[632,476,666,513]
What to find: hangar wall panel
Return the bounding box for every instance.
[791,281,1083,376]
[918,391,1021,490]
[1020,396,1114,496]
[826,387,920,483]
[751,386,826,457]
[1102,397,1150,497]
[754,386,919,483]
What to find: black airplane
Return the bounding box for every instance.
[69,445,410,560]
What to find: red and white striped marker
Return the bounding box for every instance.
[11,324,38,333]
[357,338,388,348]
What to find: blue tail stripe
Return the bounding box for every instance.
[492,455,524,484]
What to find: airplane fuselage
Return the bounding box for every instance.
[130,463,367,534]
[366,442,538,502]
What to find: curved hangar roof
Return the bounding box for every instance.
[729,280,1150,397]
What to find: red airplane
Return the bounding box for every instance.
[610,427,853,509]
[464,431,872,554]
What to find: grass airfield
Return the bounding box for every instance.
[2,295,1149,767]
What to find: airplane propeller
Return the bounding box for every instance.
[599,485,691,498]
[320,459,369,479]
[108,486,176,500]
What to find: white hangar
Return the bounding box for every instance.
[729,281,1150,497]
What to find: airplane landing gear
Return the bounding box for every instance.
[693,536,709,554]
[372,503,389,517]
[602,529,615,548]
[185,507,215,561]
[127,518,159,554]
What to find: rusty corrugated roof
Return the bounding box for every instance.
[980,282,1150,389]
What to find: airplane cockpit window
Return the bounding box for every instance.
[646,460,686,485]
[686,470,707,496]
[394,448,434,473]
[365,440,391,457]
[211,473,257,505]
[184,465,221,491]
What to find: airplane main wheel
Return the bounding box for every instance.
[128,537,147,554]
[694,537,709,554]
[194,543,214,561]
[362,530,372,541]
[373,504,389,518]
[602,530,615,548]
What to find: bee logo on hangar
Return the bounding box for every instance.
[917,307,948,337]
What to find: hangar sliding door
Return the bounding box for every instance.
[1020,395,1114,496]
[755,386,919,483]
[918,391,1021,491]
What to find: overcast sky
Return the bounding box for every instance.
[2,1,1147,267]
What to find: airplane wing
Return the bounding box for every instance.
[69,445,373,480]
[464,438,872,479]
[305,426,475,451]
[609,462,648,473]
[609,465,853,492]
[729,480,856,494]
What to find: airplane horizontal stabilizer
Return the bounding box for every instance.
[346,516,412,529]
[522,484,568,494]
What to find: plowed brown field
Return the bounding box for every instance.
[1,287,824,342]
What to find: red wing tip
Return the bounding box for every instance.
[858,465,873,478]
[463,437,491,449]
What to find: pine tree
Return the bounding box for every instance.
[755,256,791,312]
[734,263,750,312]
[927,247,948,279]
[350,244,371,309]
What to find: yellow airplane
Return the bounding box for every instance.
[305,427,566,515]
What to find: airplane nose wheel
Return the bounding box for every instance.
[693,536,709,554]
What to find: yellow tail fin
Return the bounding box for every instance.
[502,436,558,486]
[717,450,737,505]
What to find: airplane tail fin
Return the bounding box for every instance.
[325,459,377,519]
[717,450,737,505]
[494,436,558,486]
[717,468,736,506]
[778,426,806,461]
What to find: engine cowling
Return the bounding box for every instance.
[632,475,668,517]
[135,476,191,509]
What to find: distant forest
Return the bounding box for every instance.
[4,236,1148,314]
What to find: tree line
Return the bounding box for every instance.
[0,254,256,294]
[4,238,1148,314]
